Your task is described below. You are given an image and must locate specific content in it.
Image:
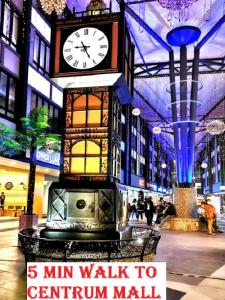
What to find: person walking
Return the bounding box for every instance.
[137,199,144,220]
[131,199,138,219]
[202,199,216,235]
[144,196,155,225]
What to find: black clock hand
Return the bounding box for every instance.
[81,41,90,58]
[74,45,90,49]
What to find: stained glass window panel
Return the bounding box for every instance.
[73,95,86,110]
[72,141,85,155]
[88,95,101,109]
[73,111,86,127]
[86,157,100,173]
[87,110,101,127]
[86,141,100,155]
[71,157,85,173]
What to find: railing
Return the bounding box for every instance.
[18,227,161,263]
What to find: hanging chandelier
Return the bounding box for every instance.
[206,120,225,135]
[157,0,199,11]
[40,0,67,15]
[157,0,199,22]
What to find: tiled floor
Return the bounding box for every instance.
[0,217,224,300]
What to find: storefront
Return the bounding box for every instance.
[127,185,166,205]
[0,157,59,218]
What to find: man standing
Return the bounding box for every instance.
[144,197,155,226]
[202,199,216,235]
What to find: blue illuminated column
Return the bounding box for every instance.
[167,26,201,187]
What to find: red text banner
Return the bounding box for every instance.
[27,262,166,300]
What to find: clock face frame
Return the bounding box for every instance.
[62,27,109,70]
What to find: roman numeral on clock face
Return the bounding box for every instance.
[66,55,73,62]
[75,32,80,37]
[84,28,89,35]
[98,36,105,41]
[64,48,71,52]
[83,62,87,68]
[98,53,104,57]
[73,60,79,67]
[100,45,107,48]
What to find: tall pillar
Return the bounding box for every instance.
[164,26,202,230]
[166,26,201,188]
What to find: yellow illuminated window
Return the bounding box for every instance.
[86,141,100,155]
[88,95,101,109]
[73,111,86,127]
[71,141,85,155]
[73,95,86,110]
[71,157,85,173]
[86,157,100,173]
[87,110,101,127]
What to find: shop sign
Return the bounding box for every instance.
[36,147,60,166]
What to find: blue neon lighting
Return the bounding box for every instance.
[166,26,201,46]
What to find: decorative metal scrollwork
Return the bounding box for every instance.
[18,227,161,262]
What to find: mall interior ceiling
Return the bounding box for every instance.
[68,0,225,158]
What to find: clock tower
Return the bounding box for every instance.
[41,1,134,240]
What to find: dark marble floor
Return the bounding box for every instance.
[0,217,224,300]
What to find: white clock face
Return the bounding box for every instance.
[63,27,109,70]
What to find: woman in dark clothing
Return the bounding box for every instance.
[144,197,155,225]
[137,199,145,220]
[164,202,176,217]
[131,199,138,219]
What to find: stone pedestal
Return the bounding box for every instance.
[18,214,38,246]
[163,187,199,231]
[174,187,197,218]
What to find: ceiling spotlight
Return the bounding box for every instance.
[161,163,167,169]
[201,162,208,169]
[206,120,225,135]
[153,127,161,134]
[132,108,141,116]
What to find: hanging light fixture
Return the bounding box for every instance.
[206,120,225,135]
[153,126,162,134]
[157,0,198,11]
[132,107,141,116]
[161,163,167,169]
[201,162,208,169]
[157,0,199,22]
[40,0,67,15]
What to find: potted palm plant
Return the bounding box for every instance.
[0,107,61,227]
